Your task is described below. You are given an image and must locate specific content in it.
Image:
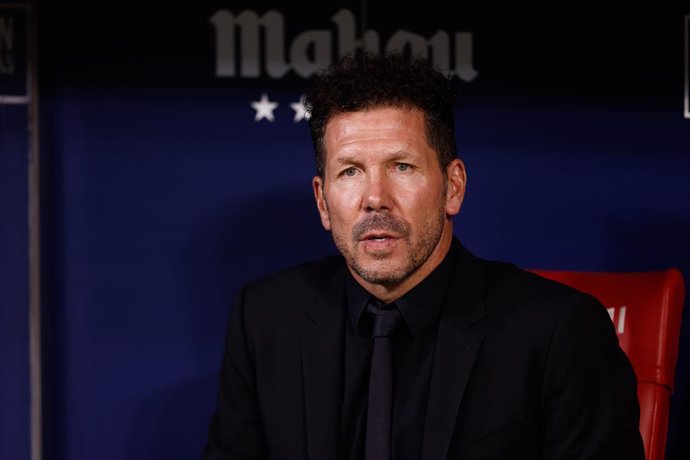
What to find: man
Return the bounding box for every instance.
[203,52,644,459]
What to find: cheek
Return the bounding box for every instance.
[325,186,361,223]
[327,200,356,229]
[400,180,441,209]
[405,189,446,225]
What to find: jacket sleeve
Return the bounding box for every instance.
[540,292,645,459]
[202,285,267,460]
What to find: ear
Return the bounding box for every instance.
[312,175,332,231]
[444,159,466,217]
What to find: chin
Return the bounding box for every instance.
[355,262,410,286]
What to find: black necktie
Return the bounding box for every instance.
[365,301,403,460]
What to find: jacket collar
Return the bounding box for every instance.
[301,261,347,460]
[421,239,487,459]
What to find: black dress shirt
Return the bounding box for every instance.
[341,245,458,460]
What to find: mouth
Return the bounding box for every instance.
[358,231,401,253]
[359,231,399,242]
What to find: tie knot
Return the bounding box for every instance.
[367,302,403,338]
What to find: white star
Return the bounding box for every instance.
[251,93,278,122]
[290,95,310,122]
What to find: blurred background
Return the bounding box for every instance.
[1,1,689,458]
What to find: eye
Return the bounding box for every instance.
[340,167,358,177]
[395,163,411,172]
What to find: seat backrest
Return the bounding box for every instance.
[530,268,685,460]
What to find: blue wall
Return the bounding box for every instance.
[0,103,30,460]
[7,2,689,459]
[1,2,31,458]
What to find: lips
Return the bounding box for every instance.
[357,231,402,254]
[359,231,399,242]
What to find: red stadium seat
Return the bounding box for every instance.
[530,268,686,460]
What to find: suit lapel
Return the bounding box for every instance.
[421,321,483,459]
[421,242,487,460]
[300,266,346,460]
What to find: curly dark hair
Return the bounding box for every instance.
[304,51,460,177]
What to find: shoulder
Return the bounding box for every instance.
[469,253,609,332]
[243,254,345,298]
[484,259,587,306]
[233,254,346,324]
[463,251,631,381]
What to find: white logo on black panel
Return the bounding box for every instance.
[209,8,478,82]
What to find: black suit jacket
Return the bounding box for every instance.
[203,241,644,459]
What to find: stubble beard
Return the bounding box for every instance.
[328,200,447,287]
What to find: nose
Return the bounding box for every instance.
[363,170,393,212]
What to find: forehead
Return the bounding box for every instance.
[323,107,430,159]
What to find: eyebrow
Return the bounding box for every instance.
[333,150,414,165]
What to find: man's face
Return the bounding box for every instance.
[313,106,465,295]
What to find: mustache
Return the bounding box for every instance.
[353,213,409,240]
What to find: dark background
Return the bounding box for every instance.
[1,1,688,459]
